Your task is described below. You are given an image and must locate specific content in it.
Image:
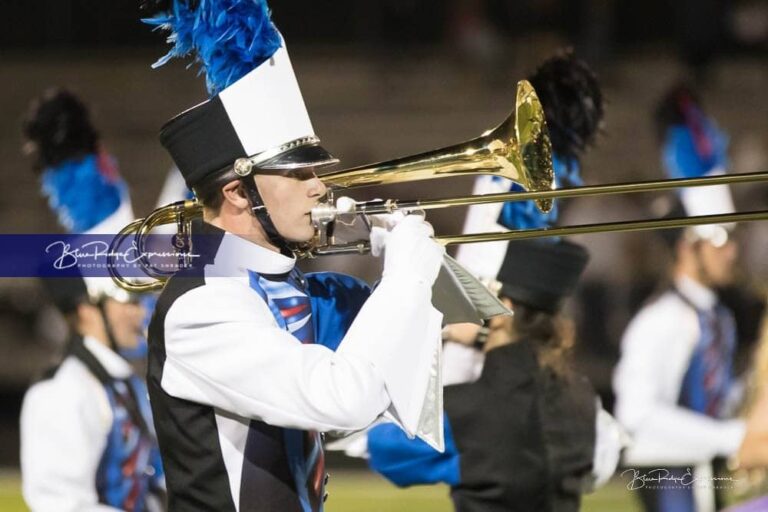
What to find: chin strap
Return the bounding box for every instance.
[238,176,292,256]
[96,299,123,358]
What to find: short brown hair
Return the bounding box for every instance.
[192,167,240,212]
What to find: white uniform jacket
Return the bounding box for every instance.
[147,222,443,511]
[613,275,746,467]
[20,336,163,512]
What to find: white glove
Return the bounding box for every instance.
[375,213,444,285]
[589,406,628,491]
[369,211,405,258]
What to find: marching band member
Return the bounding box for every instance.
[367,239,623,512]
[21,87,156,361]
[20,88,166,512]
[20,275,165,512]
[141,1,445,510]
[613,83,768,512]
[360,53,623,512]
[443,51,605,383]
[453,50,603,284]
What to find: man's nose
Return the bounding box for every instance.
[308,174,327,198]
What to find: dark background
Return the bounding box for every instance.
[0,0,767,467]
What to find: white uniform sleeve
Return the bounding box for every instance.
[442,341,484,386]
[454,176,510,282]
[162,273,442,436]
[20,369,120,512]
[613,301,746,466]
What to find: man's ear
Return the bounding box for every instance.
[220,179,250,210]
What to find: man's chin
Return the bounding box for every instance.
[283,231,316,245]
[709,275,734,288]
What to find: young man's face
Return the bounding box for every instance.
[254,169,327,242]
[694,238,739,287]
[102,298,146,350]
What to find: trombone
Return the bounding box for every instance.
[107,79,768,292]
[313,170,768,254]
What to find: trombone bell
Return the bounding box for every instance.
[319,80,555,213]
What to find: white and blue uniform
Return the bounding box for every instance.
[147,221,442,511]
[455,155,579,282]
[20,336,165,512]
[614,276,745,512]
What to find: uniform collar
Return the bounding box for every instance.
[82,336,133,379]
[674,275,717,311]
[198,220,296,277]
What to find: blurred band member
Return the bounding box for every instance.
[454,50,603,284]
[613,83,768,512]
[140,1,445,510]
[20,276,165,512]
[444,51,605,382]
[21,87,165,511]
[22,88,134,236]
[21,87,158,361]
[368,239,624,512]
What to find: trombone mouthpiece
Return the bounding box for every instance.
[310,202,338,228]
[310,196,361,228]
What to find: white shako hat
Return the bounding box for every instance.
[656,82,735,247]
[22,88,136,235]
[145,0,338,190]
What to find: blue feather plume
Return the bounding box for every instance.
[41,153,125,233]
[144,0,282,96]
[662,120,728,180]
[496,154,581,231]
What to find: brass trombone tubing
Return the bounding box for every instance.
[106,219,164,293]
[437,210,768,246]
[135,200,202,279]
[353,171,768,215]
[137,200,202,239]
[109,172,768,290]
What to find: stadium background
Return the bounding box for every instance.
[0,0,767,509]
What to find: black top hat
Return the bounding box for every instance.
[146,0,338,190]
[497,239,589,313]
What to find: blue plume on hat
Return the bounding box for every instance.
[144,0,282,95]
[496,154,581,230]
[41,151,126,233]
[662,113,728,180]
[656,84,729,180]
[23,88,133,234]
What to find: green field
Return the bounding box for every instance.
[0,470,642,512]
[327,472,642,512]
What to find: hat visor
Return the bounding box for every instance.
[257,144,339,175]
